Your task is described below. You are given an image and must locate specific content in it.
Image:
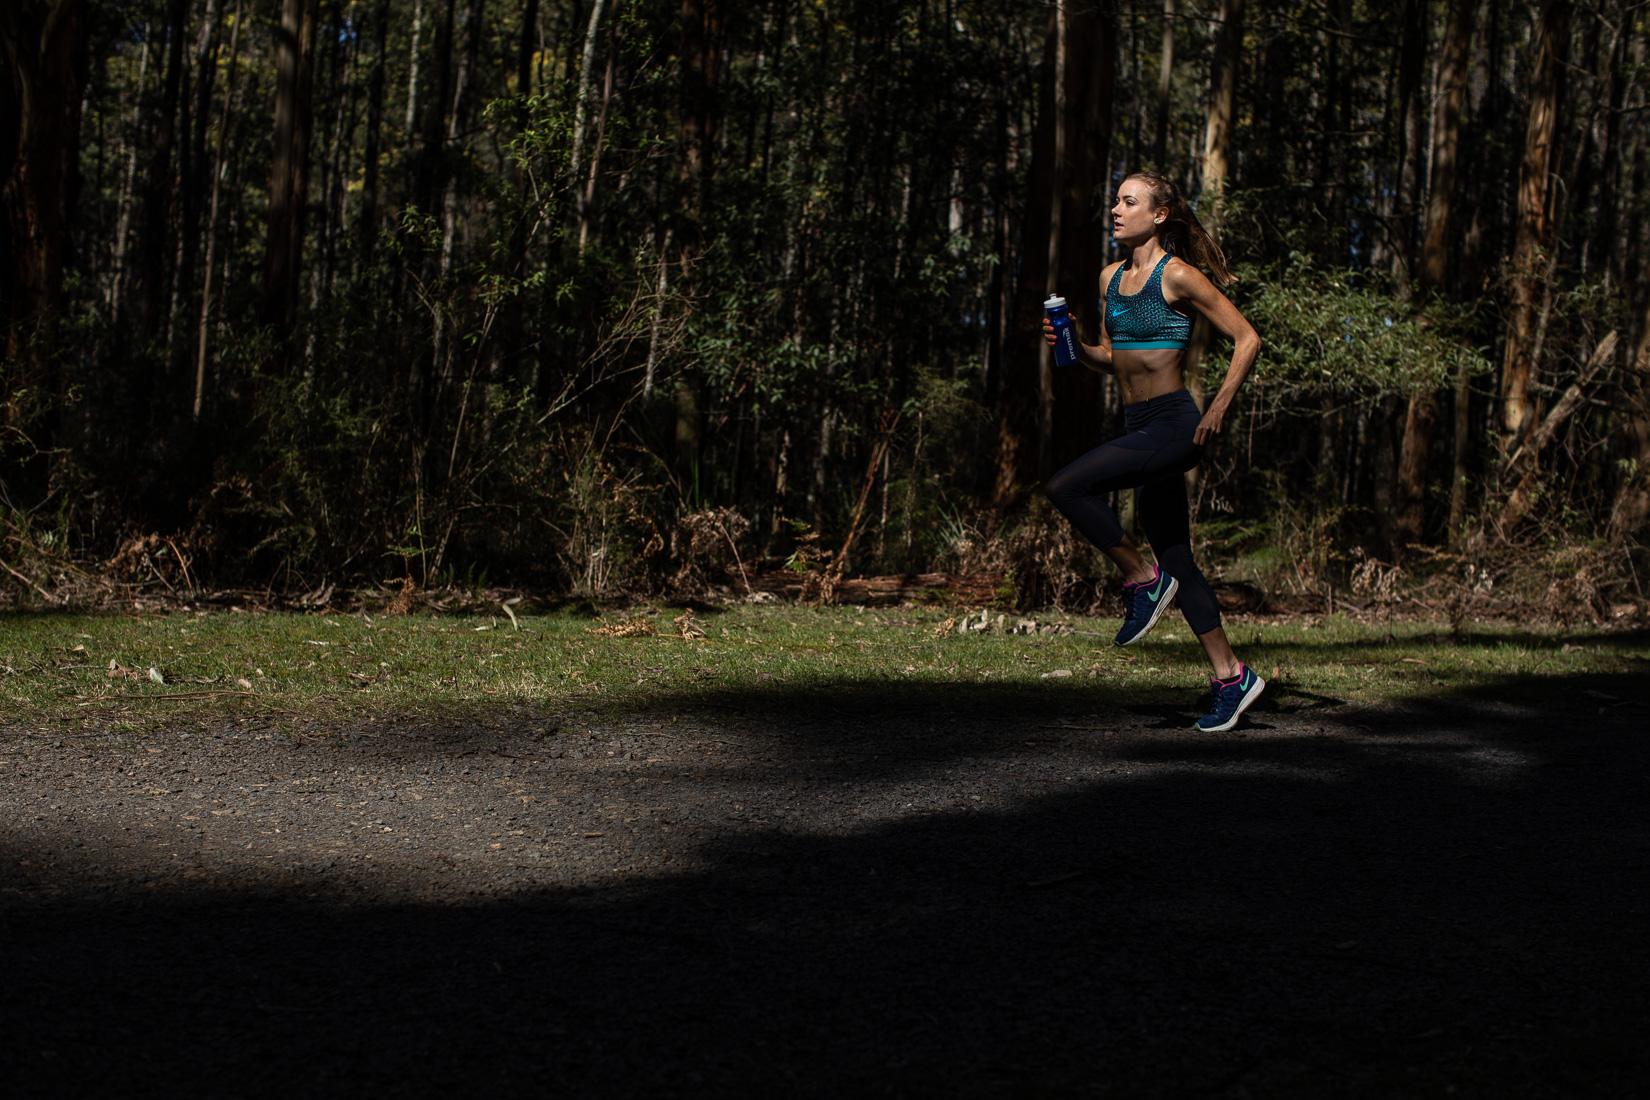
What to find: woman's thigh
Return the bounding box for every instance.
[1046,442,1160,499]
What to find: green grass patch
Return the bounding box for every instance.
[1,605,1645,742]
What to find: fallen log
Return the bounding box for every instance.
[1211,579,1271,613]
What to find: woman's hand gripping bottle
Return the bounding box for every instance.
[1044,295,1080,367]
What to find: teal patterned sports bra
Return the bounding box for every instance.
[1103,254,1193,350]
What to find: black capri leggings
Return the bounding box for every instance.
[1044,389,1222,635]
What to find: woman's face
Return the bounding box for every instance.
[1111,179,1163,246]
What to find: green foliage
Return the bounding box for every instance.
[1229,255,1492,396]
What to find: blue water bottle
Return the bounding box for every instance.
[1044,295,1080,367]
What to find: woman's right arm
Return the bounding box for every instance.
[1041,264,1116,374]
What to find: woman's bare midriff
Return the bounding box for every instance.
[1111,347,1187,404]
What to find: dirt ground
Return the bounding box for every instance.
[4,658,1648,1097]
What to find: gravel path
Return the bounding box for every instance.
[4,674,1647,1097]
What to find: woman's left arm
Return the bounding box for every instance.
[1164,261,1262,447]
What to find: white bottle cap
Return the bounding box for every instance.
[1044,295,1067,310]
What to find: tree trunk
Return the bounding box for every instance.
[1418,0,1472,294]
[413,0,455,219]
[1199,0,1243,231]
[1457,0,1499,286]
[439,0,485,280]
[313,5,359,307]
[1124,7,1141,174]
[194,0,244,420]
[1392,393,1438,550]
[1393,0,1472,550]
[406,0,452,420]
[174,0,220,361]
[1322,0,1351,249]
[672,0,721,481]
[1180,0,1244,477]
[570,0,608,185]
[1611,316,1650,543]
[108,25,151,322]
[1048,0,1116,475]
[984,90,1020,405]
[1498,0,1571,444]
[1154,0,1174,167]
[991,9,1058,508]
[578,26,617,252]
[643,228,673,397]
[518,0,539,96]
[1447,357,1472,541]
[1592,19,1626,283]
[135,0,186,345]
[1390,0,1426,292]
[261,0,320,334]
[1449,0,1500,540]
[1372,396,1401,557]
[0,0,91,428]
[676,0,721,221]
[358,0,390,274]
[403,0,423,138]
[1623,30,1646,301]
[1037,0,1067,476]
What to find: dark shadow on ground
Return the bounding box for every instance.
[1113,626,1650,663]
[4,671,1648,1097]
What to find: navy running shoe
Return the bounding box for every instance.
[1195,665,1266,732]
[1113,565,1179,646]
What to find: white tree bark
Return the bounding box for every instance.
[569,0,610,181]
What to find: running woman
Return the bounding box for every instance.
[1040,171,1264,732]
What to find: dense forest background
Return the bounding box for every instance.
[2,0,1647,609]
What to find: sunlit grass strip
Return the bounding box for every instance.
[1,605,1644,734]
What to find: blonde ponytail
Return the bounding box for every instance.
[1126,171,1234,286]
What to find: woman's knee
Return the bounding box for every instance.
[1043,470,1081,510]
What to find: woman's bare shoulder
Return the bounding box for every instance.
[1161,256,1220,302]
[1161,255,1205,282]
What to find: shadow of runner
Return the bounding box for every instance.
[2,671,1647,1097]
